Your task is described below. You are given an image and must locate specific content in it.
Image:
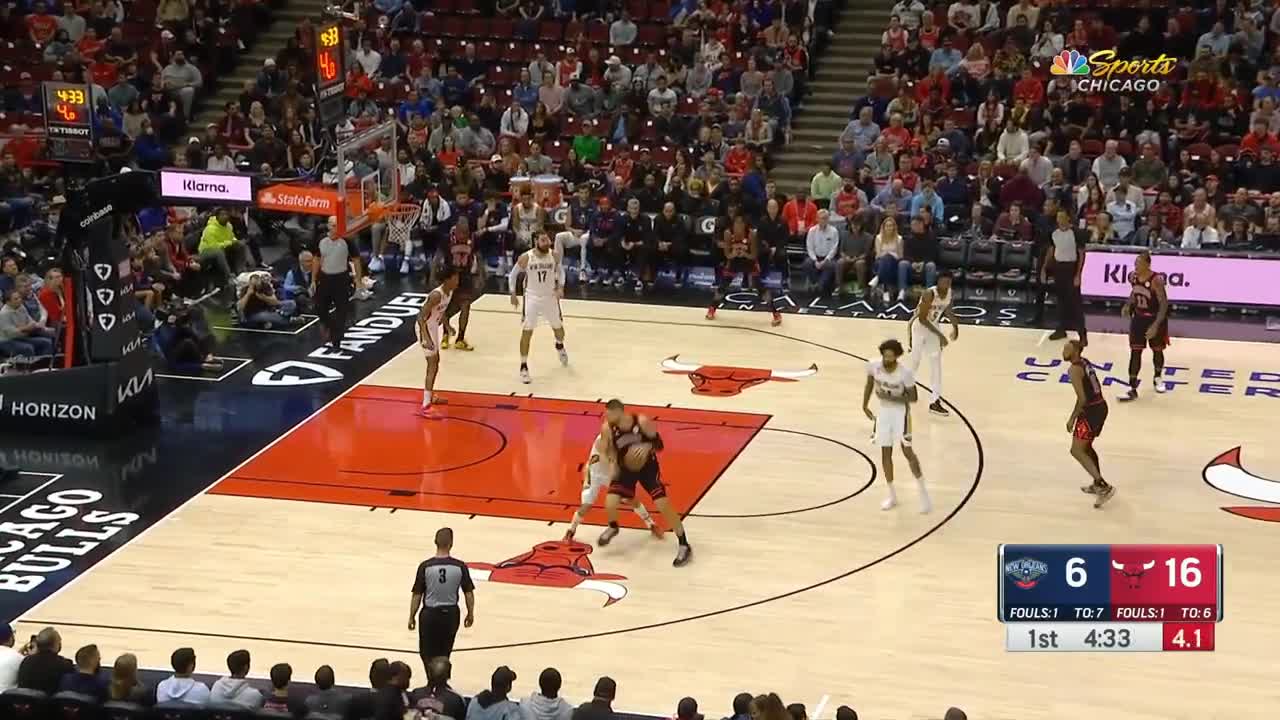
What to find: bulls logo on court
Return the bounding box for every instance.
[1203,447,1280,523]
[468,540,629,607]
[1111,560,1156,589]
[660,355,818,397]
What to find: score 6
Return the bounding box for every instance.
[1066,557,1088,587]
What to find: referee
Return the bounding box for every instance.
[408,527,475,674]
[312,217,353,350]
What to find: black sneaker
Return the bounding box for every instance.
[597,526,619,546]
[928,400,949,416]
[1117,389,1138,402]
[673,544,693,567]
[1080,483,1100,495]
[1048,330,1068,340]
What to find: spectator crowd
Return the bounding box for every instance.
[0,624,971,720]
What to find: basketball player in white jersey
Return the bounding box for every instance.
[563,430,661,541]
[508,232,568,383]
[861,339,931,512]
[906,271,958,417]
[415,267,462,417]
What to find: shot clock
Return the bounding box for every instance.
[998,544,1222,653]
[314,22,347,131]
[42,81,95,163]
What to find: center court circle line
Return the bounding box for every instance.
[30,313,983,655]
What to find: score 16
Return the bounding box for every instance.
[999,544,1111,622]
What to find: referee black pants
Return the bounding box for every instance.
[418,605,461,669]
[314,271,351,345]
[1052,260,1088,342]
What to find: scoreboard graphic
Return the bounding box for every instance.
[998,544,1222,652]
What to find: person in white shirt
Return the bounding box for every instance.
[1182,212,1220,248]
[1106,198,1138,241]
[646,75,678,116]
[805,210,841,296]
[996,121,1029,163]
[891,0,926,29]
[353,37,381,78]
[206,143,236,172]
[155,648,212,706]
[499,100,530,138]
[1091,140,1128,189]
[861,338,930,512]
[0,624,24,692]
[609,12,638,45]
[1019,143,1053,186]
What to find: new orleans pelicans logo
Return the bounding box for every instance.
[1004,557,1048,589]
[1203,447,1280,523]
[660,355,818,397]
[468,540,629,606]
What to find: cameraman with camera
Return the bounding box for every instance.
[237,273,297,330]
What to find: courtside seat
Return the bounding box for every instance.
[937,236,969,283]
[102,700,149,720]
[996,240,1034,305]
[153,702,213,720]
[207,704,258,720]
[50,691,99,720]
[965,238,998,287]
[0,689,48,720]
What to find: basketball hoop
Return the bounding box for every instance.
[383,202,421,251]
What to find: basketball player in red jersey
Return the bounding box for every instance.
[439,217,484,351]
[706,215,783,326]
[1118,251,1169,402]
[1063,339,1115,508]
[598,399,692,566]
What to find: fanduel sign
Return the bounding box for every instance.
[160,169,254,205]
[251,293,430,387]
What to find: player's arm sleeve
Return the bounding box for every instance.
[411,562,426,593]
[557,261,566,287]
[508,254,526,287]
[459,562,476,593]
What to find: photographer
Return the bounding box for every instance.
[155,306,221,373]
[236,273,297,329]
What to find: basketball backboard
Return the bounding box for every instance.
[332,121,398,237]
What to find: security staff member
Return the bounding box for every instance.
[408,528,475,673]
[312,217,353,350]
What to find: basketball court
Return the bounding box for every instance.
[12,296,1280,718]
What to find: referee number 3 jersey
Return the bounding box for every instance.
[412,557,476,608]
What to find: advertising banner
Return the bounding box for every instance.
[159,169,255,205]
[1081,251,1280,307]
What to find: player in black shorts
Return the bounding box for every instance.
[435,217,485,351]
[598,399,693,566]
[1063,339,1115,508]
[1118,251,1170,402]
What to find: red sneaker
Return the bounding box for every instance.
[415,406,437,418]
[705,306,717,320]
[771,311,782,326]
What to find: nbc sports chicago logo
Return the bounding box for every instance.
[1050,49,1175,93]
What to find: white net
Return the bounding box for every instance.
[385,203,421,250]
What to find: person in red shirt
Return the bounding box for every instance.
[1180,70,1223,113]
[891,154,921,192]
[38,267,65,328]
[77,28,107,59]
[1012,68,1044,106]
[1146,190,1184,234]
[916,66,951,105]
[346,64,374,98]
[782,188,819,240]
[881,112,913,152]
[723,139,752,176]
[26,0,58,45]
[1240,118,1278,156]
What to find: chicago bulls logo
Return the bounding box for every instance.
[468,540,628,606]
[660,355,818,397]
[1203,447,1280,522]
[1111,560,1156,589]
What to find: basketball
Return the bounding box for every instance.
[623,444,652,471]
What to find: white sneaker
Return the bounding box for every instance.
[368,256,385,273]
[917,480,932,514]
[880,495,898,511]
[519,366,531,384]
[399,257,410,274]
[1154,380,1168,394]
[558,347,569,366]
[882,289,891,304]
[868,276,880,288]
[578,268,589,284]
[354,288,373,301]
[897,289,905,301]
